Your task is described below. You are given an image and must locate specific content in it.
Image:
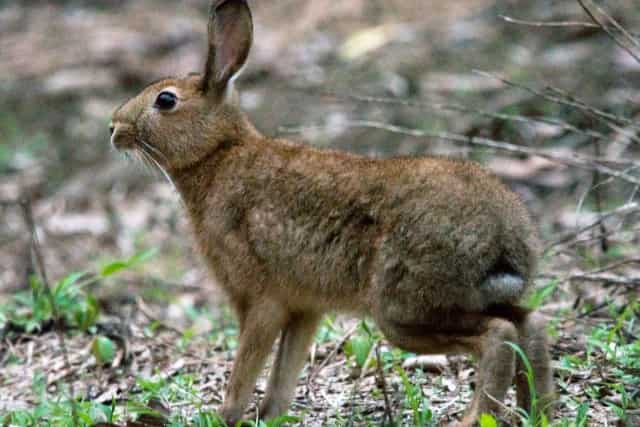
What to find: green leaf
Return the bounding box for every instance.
[265,415,301,426]
[347,335,373,368]
[479,413,498,427]
[91,336,116,365]
[128,248,158,265]
[73,294,99,330]
[526,281,557,309]
[100,261,129,277]
[54,271,87,298]
[576,402,590,426]
[100,248,158,277]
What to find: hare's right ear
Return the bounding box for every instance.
[202,0,253,97]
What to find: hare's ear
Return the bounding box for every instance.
[202,0,253,97]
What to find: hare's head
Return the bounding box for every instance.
[110,0,253,172]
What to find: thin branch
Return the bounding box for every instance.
[546,85,640,146]
[583,258,640,276]
[327,92,607,142]
[281,121,640,185]
[592,135,609,252]
[540,259,640,292]
[567,272,640,287]
[576,0,640,64]
[588,2,639,49]
[305,323,358,398]
[20,198,78,427]
[499,15,598,28]
[545,202,640,251]
[540,266,640,288]
[560,224,640,251]
[474,70,640,137]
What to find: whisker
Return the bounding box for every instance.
[140,140,169,164]
[132,150,152,173]
[137,146,177,190]
[139,151,156,173]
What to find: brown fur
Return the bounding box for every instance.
[110,1,554,425]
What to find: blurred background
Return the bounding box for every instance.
[1,0,639,425]
[3,0,639,287]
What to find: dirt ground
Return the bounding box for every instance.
[1,0,640,425]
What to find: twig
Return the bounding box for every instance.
[545,202,639,251]
[136,297,185,335]
[541,269,640,288]
[576,300,611,319]
[591,135,609,252]
[375,342,394,426]
[585,258,640,276]
[558,224,640,251]
[576,0,640,64]
[281,121,640,185]
[542,258,640,293]
[577,164,640,220]
[567,272,640,287]
[591,5,640,49]
[474,71,640,145]
[327,92,607,142]
[499,15,598,28]
[305,323,358,398]
[20,198,78,427]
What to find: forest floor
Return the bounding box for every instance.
[1,1,640,426]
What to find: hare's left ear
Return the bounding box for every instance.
[202,0,253,97]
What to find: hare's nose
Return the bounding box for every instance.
[110,123,121,150]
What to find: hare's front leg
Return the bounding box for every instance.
[219,300,287,425]
[259,313,321,419]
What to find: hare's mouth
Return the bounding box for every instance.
[110,123,137,151]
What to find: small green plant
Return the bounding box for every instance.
[574,402,590,427]
[344,320,378,368]
[395,366,434,427]
[237,414,301,427]
[0,273,99,333]
[505,342,551,427]
[479,413,498,427]
[553,402,590,427]
[2,371,116,427]
[0,249,157,334]
[526,280,557,310]
[91,335,117,365]
[315,314,343,344]
[191,411,226,427]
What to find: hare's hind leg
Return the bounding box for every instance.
[259,312,321,420]
[513,312,554,420]
[378,314,518,427]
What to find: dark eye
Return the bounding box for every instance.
[154,91,177,110]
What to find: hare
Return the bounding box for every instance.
[110,0,553,425]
